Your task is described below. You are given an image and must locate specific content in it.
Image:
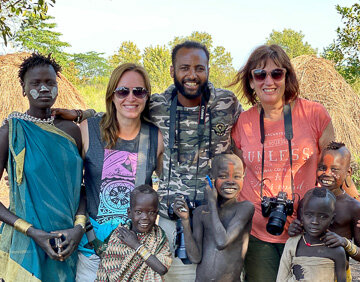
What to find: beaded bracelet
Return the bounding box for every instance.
[13,218,32,235]
[74,110,83,123]
[137,245,151,261]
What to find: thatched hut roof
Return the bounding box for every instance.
[0,52,87,122]
[291,55,360,161]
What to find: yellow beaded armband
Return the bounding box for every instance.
[137,244,151,261]
[344,238,358,256]
[74,215,87,230]
[13,218,32,235]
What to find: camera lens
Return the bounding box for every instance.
[266,206,287,236]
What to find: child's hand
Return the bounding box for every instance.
[321,231,347,248]
[173,195,190,220]
[288,219,303,237]
[357,220,360,228]
[117,227,140,250]
[205,183,218,205]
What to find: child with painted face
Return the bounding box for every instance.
[95,185,172,281]
[277,187,346,282]
[173,153,254,281]
[288,142,360,279]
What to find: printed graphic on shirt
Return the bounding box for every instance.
[97,149,137,224]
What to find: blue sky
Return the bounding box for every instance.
[46,0,356,68]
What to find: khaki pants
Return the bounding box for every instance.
[158,216,197,282]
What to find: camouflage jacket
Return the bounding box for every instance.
[149,82,243,218]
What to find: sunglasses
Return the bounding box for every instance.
[113,87,148,99]
[251,68,286,82]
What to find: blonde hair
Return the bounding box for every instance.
[100,63,151,149]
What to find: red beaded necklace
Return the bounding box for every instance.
[302,234,325,247]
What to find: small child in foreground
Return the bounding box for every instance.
[288,142,360,280]
[174,153,254,281]
[277,187,346,282]
[95,185,172,281]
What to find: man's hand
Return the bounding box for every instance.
[173,195,190,220]
[27,227,63,260]
[117,227,140,250]
[321,231,347,248]
[53,225,84,260]
[288,219,303,237]
[51,108,77,121]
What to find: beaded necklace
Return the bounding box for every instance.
[302,234,325,247]
[2,111,54,126]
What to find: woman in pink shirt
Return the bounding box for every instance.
[231,45,335,282]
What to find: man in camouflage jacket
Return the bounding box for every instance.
[149,41,242,281]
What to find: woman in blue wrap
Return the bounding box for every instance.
[0,53,85,281]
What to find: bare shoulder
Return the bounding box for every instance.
[193,205,207,219]
[343,194,360,215]
[235,200,255,218]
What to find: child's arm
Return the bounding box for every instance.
[174,196,203,263]
[206,184,254,249]
[117,227,168,275]
[333,247,347,282]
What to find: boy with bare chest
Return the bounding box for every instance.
[173,154,254,281]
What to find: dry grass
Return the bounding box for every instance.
[291,55,360,169]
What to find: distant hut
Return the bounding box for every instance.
[291,55,360,165]
[0,52,87,207]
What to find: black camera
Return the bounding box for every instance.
[168,195,201,264]
[261,191,294,236]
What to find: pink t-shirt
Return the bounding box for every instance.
[232,98,331,243]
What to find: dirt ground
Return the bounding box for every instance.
[351,259,360,281]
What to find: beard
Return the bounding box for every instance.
[174,75,209,100]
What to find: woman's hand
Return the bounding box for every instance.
[288,219,303,237]
[321,231,347,248]
[52,225,85,260]
[117,227,140,250]
[173,195,190,220]
[27,227,63,260]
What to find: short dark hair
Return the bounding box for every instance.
[324,141,345,151]
[171,40,210,66]
[19,53,61,83]
[303,187,336,211]
[130,184,159,208]
[230,44,299,105]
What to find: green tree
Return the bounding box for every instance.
[143,45,172,94]
[266,28,317,59]
[322,3,360,83]
[0,0,55,45]
[71,51,111,81]
[109,41,141,68]
[13,15,70,64]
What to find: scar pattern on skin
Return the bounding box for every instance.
[51,87,58,99]
[29,89,39,99]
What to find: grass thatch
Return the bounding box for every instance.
[291,55,360,166]
[0,52,87,207]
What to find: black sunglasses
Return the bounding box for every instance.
[113,87,148,99]
[251,68,286,82]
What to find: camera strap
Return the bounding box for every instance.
[259,103,294,200]
[167,89,210,207]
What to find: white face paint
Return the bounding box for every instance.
[51,87,58,99]
[29,89,39,99]
[40,85,49,92]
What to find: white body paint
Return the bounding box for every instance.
[29,89,39,99]
[51,87,58,99]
